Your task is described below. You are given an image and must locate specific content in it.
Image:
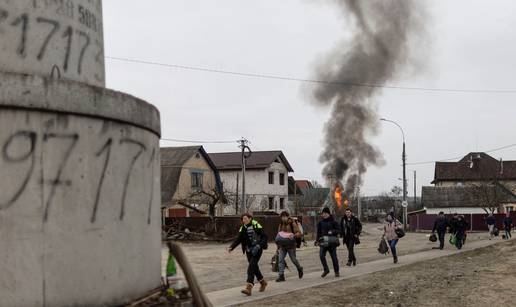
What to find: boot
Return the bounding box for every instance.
[321,270,330,278]
[259,279,268,292]
[352,260,357,266]
[346,261,352,267]
[241,283,253,296]
[393,256,398,264]
[275,275,285,282]
[298,267,304,279]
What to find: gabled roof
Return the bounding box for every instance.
[433,152,516,183]
[208,151,294,172]
[160,146,220,204]
[288,176,304,196]
[296,180,313,190]
[421,184,516,209]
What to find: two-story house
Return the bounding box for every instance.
[161,146,222,217]
[421,152,516,214]
[209,151,294,214]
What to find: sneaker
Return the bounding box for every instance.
[321,271,330,278]
[335,272,340,277]
[346,261,351,267]
[352,260,357,266]
[275,275,285,282]
[298,267,304,279]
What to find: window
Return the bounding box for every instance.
[280,198,285,210]
[191,172,203,189]
[268,197,274,210]
[279,173,285,186]
[268,172,274,184]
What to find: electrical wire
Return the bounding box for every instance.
[160,138,238,144]
[106,56,516,94]
[407,142,516,166]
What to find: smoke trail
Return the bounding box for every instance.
[311,0,426,194]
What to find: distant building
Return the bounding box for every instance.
[421,152,516,214]
[209,151,294,214]
[161,146,222,217]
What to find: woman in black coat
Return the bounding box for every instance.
[341,208,362,266]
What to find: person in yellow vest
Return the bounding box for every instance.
[227,213,268,296]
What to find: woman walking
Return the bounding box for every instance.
[340,208,362,266]
[275,211,304,282]
[227,213,268,296]
[383,212,402,264]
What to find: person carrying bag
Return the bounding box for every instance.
[316,207,341,277]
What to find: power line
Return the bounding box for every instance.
[106,55,516,94]
[407,142,516,166]
[160,137,237,144]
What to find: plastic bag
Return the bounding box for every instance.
[449,234,457,245]
[378,238,389,255]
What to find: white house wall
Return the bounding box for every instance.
[219,161,290,214]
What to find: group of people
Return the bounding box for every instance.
[228,207,403,296]
[432,211,513,250]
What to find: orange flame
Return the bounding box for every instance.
[334,186,343,208]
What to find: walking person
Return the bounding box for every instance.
[316,207,341,278]
[383,212,402,264]
[485,213,496,240]
[503,212,513,239]
[275,211,304,282]
[227,213,268,296]
[454,215,469,250]
[432,212,449,250]
[340,208,362,266]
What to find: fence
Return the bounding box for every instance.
[165,215,300,242]
[409,212,516,232]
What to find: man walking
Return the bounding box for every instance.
[316,207,341,277]
[485,213,496,240]
[503,212,513,239]
[340,208,362,266]
[432,211,449,250]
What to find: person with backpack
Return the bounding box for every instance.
[275,211,304,282]
[316,207,341,277]
[485,213,496,240]
[340,208,362,266]
[454,215,469,250]
[227,213,268,296]
[432,212,450,250]
[503,212,513,239]
[292,217,307,247]
[383,212,402,264]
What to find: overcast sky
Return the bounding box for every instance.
[103,0,516,196]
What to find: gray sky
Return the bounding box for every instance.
[103,0,516,196]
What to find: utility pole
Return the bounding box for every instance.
[239,138,251,214]
[235,173,239,215]
[413,170,417,206]
[356,175,361,220]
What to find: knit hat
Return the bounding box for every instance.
[322,207,331,215]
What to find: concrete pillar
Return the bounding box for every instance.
[0,0,105,86]
[0,1,162,306]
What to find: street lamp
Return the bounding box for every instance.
[381,118,407,230]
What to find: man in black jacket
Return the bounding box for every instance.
[432,212,449,250]
[454,215,469,250]
[316,207,341,277]
[341,208,362,266]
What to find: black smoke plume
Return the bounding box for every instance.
[311,0,426,195]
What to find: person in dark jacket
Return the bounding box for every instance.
[432,212,449,250]
[503,212,513,239]
[454,215,469,250]
[316,207,341,277]
[228,213,268,296]
[340,208,362,266]
[485,213,496,240]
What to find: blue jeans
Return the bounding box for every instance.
[388,239,399,258]
[319,246,339,273]
[278,248,302,275]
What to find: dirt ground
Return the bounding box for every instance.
[163,223,488,293]
[246,238,516,307]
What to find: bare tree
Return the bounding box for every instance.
[176,183,228,217]
[469,182,504,214]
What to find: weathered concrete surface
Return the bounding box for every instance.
[0,74,162,306]
[0,0,105,86]
[0,71,160,135]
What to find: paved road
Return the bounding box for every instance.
[206,237,505,307]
